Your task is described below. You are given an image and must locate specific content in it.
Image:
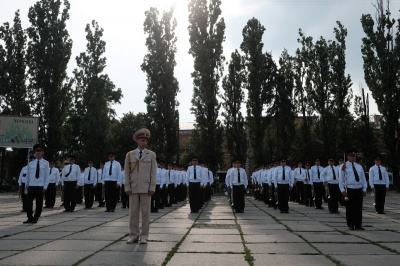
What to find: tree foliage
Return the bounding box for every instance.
[71,20,122,163]
[0,10,30,116]
[187,0,225,171]
[27,0,73,159]
[142,7,179,163]
[361,0,400,187]
[221,50,247,160]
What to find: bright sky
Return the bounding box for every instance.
[1,0,400,123]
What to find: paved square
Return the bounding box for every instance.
[0,191,399,265]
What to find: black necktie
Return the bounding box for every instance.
[66,165,72,177]
[331,166,336,180]
[139,150,142,159]
[300,168,302,175]
[49,167,52,175]
[194,166,197,180]
[282,167,285,181]
[238,168,241,183]
[307,170,310,181]
[35,160,40,178]
[169,170,171,182]
[88,167,91,181]
[352,162,360,182]
[109,161,113,176]
[378,166,382,180]
[317,167,320,179]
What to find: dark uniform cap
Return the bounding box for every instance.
[233,158,242,164]
[328,157,335,161]
[345,148,357,156]
[133,128,151,142]
[87,159,94,163]
[158,159,166,164]
[191,156,199,161]
[280,157,287,162]
[373,155,382,161]
[33,143,46,151]
[108,151,116,156]
[68,154,77,160]
[48,158,56,163]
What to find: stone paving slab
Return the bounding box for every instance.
[299,232,368,243]
[0,250,92,265]
[332,254,400,266]
[380,242,400,253]
[349,230,400,242]
[247,243,318,254]
[62,232,124,241]
[33,225,93,232]
[178,242,245,253]
[5,231,73,240]
[78,251,167,266]
[243,233,304,243]
[32,240,112,251]
[105,240,176,252]
[143,233,184,242]
[190,228,239,235]
[313,243,394,255]
[168,253,247,266]
[252,254,335,266]
[185,234,242,243]
[0,239,49,251]
[149,227,189,235]
[0,251,18,260]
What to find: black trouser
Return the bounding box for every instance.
[161,185,168,207]
[45,183,57,207]
[121,184,129,208]
[20,183,27,211]
[374,184,386,213]
[64,181,77,211]
[95,183,104,205]
[189,182,200,212]
[151,184,161,211]
[346,188,363,228]
[277,184,290,212]
[84,184,95,208]
[26,186,44,220]
[200,186,205,207]
[270,184,277,208]
[167,184,176,206]
[296,181,304,203]
[233,184,245,212]
[304,184,313,206]
[104,181,118,211]
[76,186,83,203]
[290,183,297,202]
[328,183,340,212]
[205,183,211,201]
[262,183,269,204]
[313,182,324,208]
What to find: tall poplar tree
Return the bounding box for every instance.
[142,7,179,163]
[27,0,73,158]
[188,0,225,172]
[0,10,30,116]
[221,50,247,159]
[241,18,275,164]
[72,20,122,162]
[361,0,400,188]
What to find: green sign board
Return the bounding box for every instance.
[0,116,39,148]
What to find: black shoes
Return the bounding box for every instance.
[355,227,365,230]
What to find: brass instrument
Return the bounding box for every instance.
[341,163,349,201]
[325,182,330,199]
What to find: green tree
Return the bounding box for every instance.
[141,7,179,163]
[72,20,122,163]
[361,0,400,188]
[221,50,247,159]
[240,18,275,164]
[27,0,73,159]
[188,0,225,172]
[293,30,315,161]
[0,10,30,116]
[330,21,353,154]
[108,112,151,164]
[269,50,296,159]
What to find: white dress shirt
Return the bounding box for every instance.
[61,163,81,184]
[48,167,61,184]
[369,165,389,188]
[186,165,206,186]
[230,167,248,188]
[26,159,50,189]
[321,165,339,184]
[103,160,123,185]
[83,166,98,185]
[310,165,325,183]
[18,166,28,186]
[273,165,294,187]
[339,161,367,192]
